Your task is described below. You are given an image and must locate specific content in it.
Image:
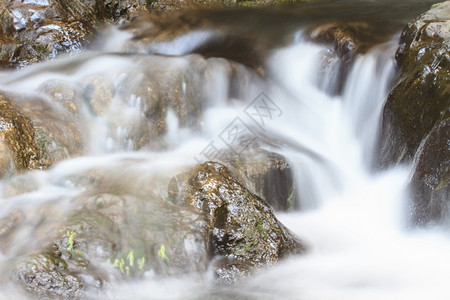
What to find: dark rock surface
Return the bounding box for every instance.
[373,1,449,226]
[183,162,305,277]
[375,1,450,169]
[408,117,450,226]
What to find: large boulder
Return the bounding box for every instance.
[177,162,305,282]
[375,1,450,169]
[374,1,450,226]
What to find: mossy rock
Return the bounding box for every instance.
[0,94,40,171]
[373,1,450,227]
[375,1,450,169]
[183,162,305,281]
[6,160,305,296]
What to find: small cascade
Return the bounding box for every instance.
[0,2,448,299]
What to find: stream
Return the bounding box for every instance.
[0,1,449,299]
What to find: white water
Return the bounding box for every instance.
[1,28,450,300]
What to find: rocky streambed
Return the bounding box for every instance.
[0,0,449,299]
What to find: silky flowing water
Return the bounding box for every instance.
[0,1,449,299]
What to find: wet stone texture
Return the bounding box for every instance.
[408,118,450,226]
[375,1,450,169]
[6,162,305,297]
[183,162,306,282]
[0,91,84,176]
[374,1,450,226]
[0,94,40,171]
[221,148,298,212]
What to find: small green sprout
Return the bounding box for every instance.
[119,258,125,274]
[137,257,145,271]
[109,250,147,276]
[127,250,134,267]
[113,258,120,268]
[157,244,168,261]
[75,250,85,258]
[67,230,75,252]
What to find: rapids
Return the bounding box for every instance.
[0,1,448,299]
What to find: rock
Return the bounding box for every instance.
[6,161,304,296]
[308,22,365,94]
[0,140,15,178]
[0,0,292,68]
[0,0,89,68]
[119,10,273,73]
[222,149,298,212]
[183,162,305,281]
[0,95,40,171]
[15,251,85,299]
[0,210,23,242]
[11,190,210,298]
[7,92,84,169]
[408,117,450,226]
[372,1,450,226]
[0,91,84,177]
[375,1,450,169]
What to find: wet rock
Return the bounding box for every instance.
[12,93,84,168]
[0,0,89,68]
[119,11,272,73]
[0,140,15,178]
[15,250,85,299]
[38,80,82,116]
[183,162,305,281]
[408,117,450,227]
[223,149,298,212]
[170,147,298,212]
[308,21,382,94]
[10,187,211,298]
[0,91,84,176]
[0,210,23,241]
[375,1,450,169]
[7,161,304,296]
[0,94,40,171]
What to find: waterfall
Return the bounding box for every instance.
[0,9,449,300]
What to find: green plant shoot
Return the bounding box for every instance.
[119,258,125,274]
[157,244,168,261]
[127,250,134,267]
[138,257,145,271]
[113,258,120,268]
[67,231,75,252]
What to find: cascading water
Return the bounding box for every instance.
[0,2,449,299]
